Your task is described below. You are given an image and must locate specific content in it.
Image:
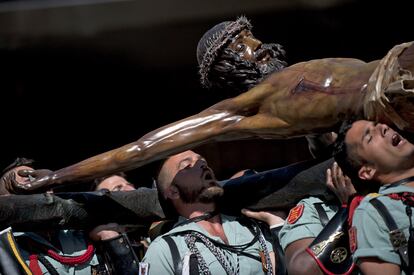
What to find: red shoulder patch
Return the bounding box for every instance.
[287,204,304,224]
[349,226,357,253]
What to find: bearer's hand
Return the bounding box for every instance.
[241,209,286,228]
[326,162,356,204]
[89,223,125,241]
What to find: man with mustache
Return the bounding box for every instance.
[334,119,414,274]
[142,150,276,274]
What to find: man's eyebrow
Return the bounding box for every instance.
[177,157,192,168]
[361,122,376,143]
[362,127,369,143]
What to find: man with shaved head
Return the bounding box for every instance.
[143,150,276,274]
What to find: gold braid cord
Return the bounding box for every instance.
[364,41,414,131]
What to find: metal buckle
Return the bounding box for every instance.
[389,229,408,250]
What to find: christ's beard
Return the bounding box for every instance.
[256,43,287,80]
[211,43,287,93]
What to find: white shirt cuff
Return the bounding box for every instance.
[269,221,285,229]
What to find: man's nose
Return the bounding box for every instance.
[194,159,207,169]
[377,123,389,137]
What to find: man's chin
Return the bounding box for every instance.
[198,186,224,203]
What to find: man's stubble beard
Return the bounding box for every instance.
[176,184,224,204]
[198,186,224,203]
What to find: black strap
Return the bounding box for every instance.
[173,215,260,257]
[189,254,199,275]
[163,235,200,275]
[383,176,414,190]
[174,211,218,227]
[169,229,261,262]
[163,236,181,275]
[370,198,399,230]
[370,198,411,273]
[164,215,263,273]
[37,255,59,275]
[314,202,329,227]
[159,212,217,275]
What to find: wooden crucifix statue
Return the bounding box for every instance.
[7,16,414,193]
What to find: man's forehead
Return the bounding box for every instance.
[346,120,371,146]
[101,175,127,185]
[167,150,200,164]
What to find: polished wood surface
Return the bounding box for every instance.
[16,42,414,192]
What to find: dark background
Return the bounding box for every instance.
[0,0,412,187]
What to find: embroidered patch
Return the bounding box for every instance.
[287,204,304,224]
[349,226,357,253]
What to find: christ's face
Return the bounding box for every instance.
[228,29,271,64]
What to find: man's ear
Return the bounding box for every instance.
[165,185,180,200]
[358,165,376,181]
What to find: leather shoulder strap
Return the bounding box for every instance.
[163,235,181,275]
[370,198,398,230]
[369,198,410,272]
[314,202,329,227]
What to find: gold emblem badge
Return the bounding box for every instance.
[330,247,347,263]
[310,231,344,256]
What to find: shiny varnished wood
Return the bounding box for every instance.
[16,42,414,192]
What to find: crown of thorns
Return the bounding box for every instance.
[197,16,252,88]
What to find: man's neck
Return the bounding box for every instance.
[379,167,414,187]
[178,202,229,244]
[179,202,216,219]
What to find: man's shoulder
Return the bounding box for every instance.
[298,196,325,204]
[356,193,385,210]
[358,192,402,208]
[354,193,403,223]
[296,196,334,210]
[144,232,176,261]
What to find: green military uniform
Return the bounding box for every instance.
[279,196,338,250]
[143,214,273,274]
[15,230,99,275]
[352,184,414,273]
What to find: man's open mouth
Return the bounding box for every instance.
[392,133,403,147]
[202,168,217,185]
